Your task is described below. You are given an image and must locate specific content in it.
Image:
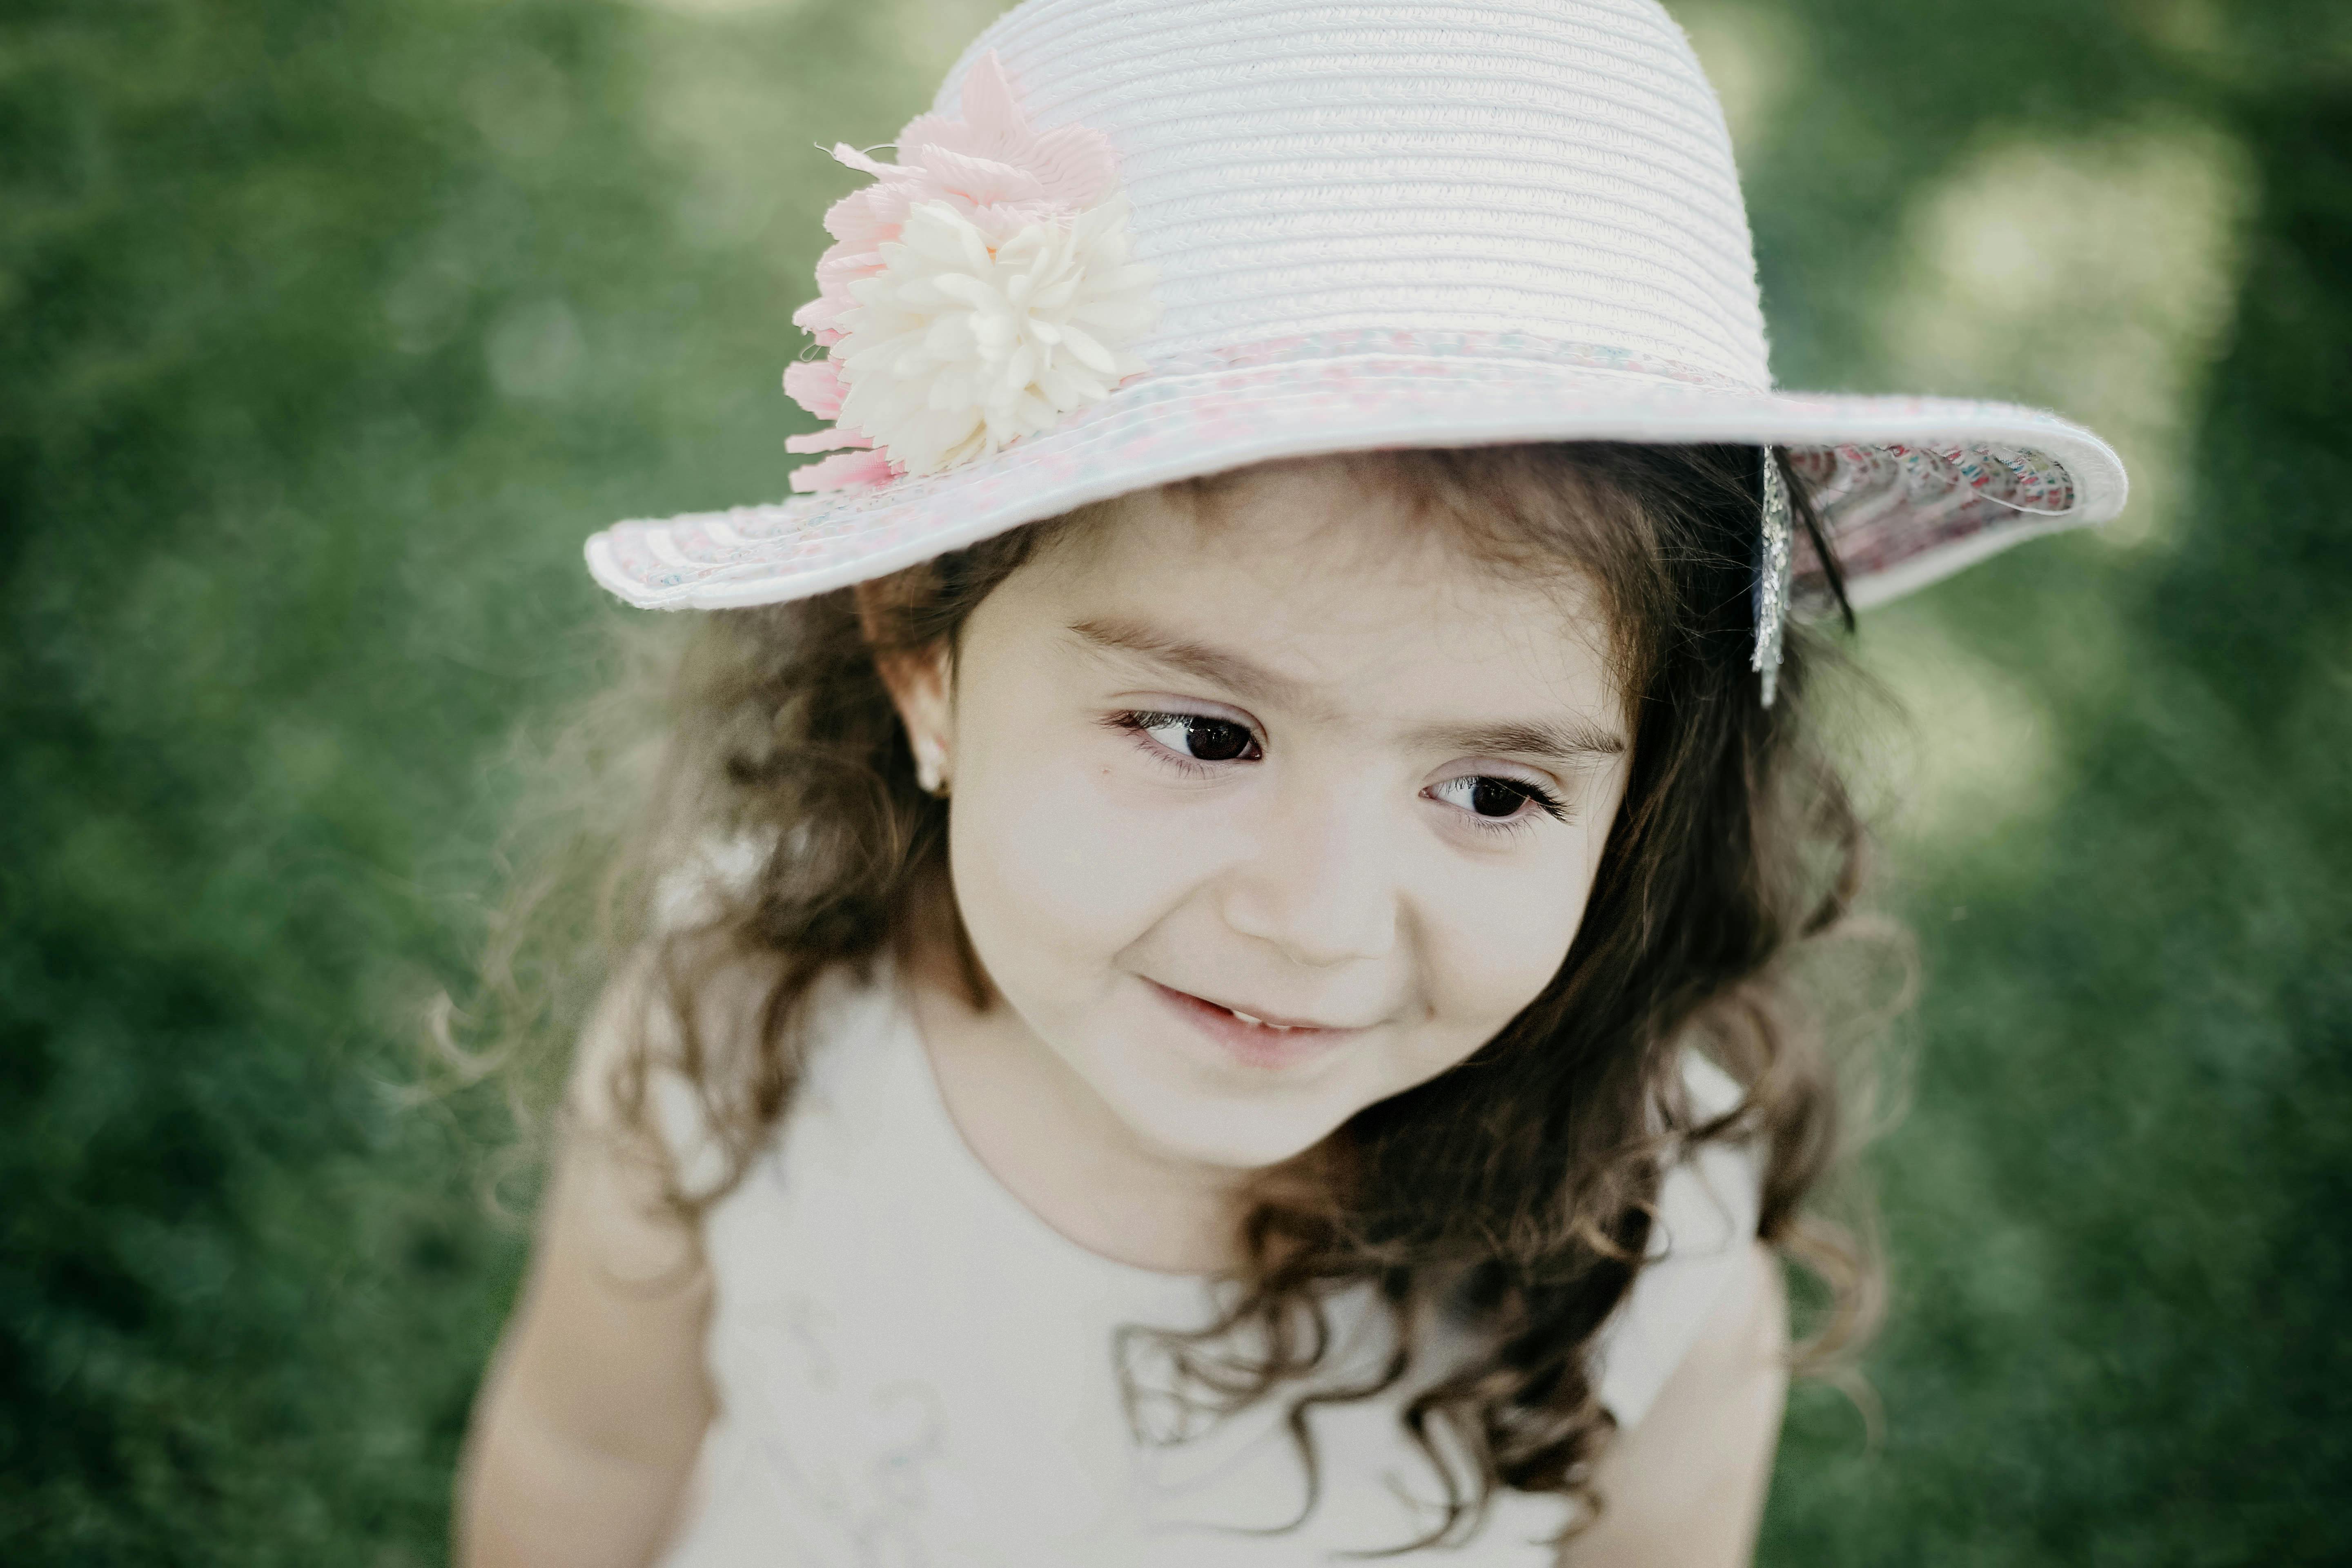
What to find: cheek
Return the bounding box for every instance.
[1408,827,1608,1059]
[946,737,1224,997]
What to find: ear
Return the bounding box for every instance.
[873,640,955,792]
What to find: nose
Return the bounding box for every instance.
[1216,778,1399,968]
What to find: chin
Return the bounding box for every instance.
[1081,1031,1360,1172]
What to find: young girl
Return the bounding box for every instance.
[459,1,2125,1562]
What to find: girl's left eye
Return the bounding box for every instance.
[1428,774,1570,826]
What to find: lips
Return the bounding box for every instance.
[1144,979,1369,1070]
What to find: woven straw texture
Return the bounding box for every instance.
[586,0,2128,611]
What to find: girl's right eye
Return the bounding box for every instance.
[1114,710,1262,765]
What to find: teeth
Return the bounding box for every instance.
[1228,1010,1295,1031]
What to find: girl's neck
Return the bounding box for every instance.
[903,935,1250,1276]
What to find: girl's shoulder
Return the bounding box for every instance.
[619,945,889,1194]
[1588,1048,1764,1429]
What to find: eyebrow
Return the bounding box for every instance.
[1401,718,1627,768]
[1067,616,1325,713]
[1066,617,1628,767]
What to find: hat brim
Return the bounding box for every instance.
[586,339,2127,612]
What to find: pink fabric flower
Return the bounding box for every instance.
[788,448,898,490]
[781,359,845,421]
[784,51,1150,493]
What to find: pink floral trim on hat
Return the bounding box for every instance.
[783,52,1161,492]
[593,326,2107,616]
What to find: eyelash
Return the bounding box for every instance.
[1104,709,1573,838]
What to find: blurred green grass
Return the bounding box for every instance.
[1,0,2345,1562]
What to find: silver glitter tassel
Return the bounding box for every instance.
[1751,448,1794,708]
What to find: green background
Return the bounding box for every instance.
[2,0,2345,1561]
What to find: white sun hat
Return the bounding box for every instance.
[585,0,2127,622]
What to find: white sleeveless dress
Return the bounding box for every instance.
[653,968,1760,1567]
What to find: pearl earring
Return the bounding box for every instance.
[914,738,949,797]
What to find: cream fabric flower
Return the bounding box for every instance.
[782,52,1159,491]
[831,198,1157,477]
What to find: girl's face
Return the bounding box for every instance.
[922,461,1633,1172]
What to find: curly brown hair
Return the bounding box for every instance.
[535,440,1888,1550]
